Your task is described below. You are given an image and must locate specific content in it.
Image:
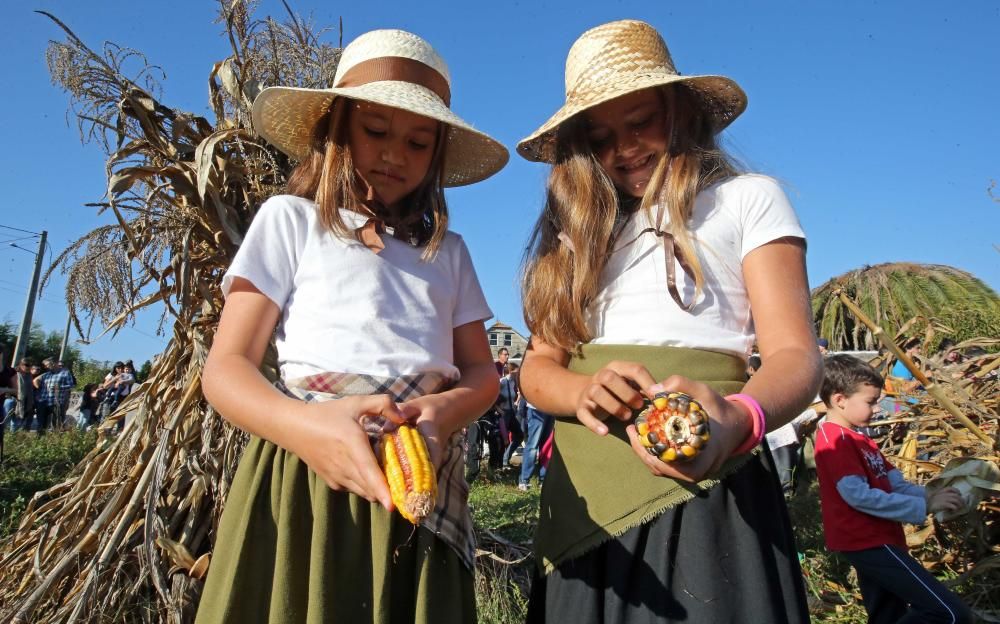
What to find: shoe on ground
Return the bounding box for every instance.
[517,483,530,492]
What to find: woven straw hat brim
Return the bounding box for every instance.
[516,73,747,163]
[253,82,509,187]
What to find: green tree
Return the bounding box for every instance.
[137,359,152,383]
[812,263,1000,350]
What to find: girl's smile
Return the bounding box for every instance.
[584,88,669,198]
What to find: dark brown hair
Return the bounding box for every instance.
[820,354,884,407]
[286,97,450,259]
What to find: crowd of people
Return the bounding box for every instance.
[0,352,138,435]
[466,347,555,491]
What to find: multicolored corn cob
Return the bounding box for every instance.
[380,424,437,524]
[636,391,710,462]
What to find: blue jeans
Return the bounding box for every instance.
[519,407,553,486]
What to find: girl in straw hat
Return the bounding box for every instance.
[195,29,507,624]
[517,20,821,622]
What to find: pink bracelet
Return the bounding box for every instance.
[726,393,766,455]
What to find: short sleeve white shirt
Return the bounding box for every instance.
[223,195,493,380]
[586,175,805,358]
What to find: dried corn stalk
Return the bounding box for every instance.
[0,2,340,622]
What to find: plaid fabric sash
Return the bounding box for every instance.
[279,371,476,570]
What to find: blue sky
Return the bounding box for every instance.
[2,1,998,366]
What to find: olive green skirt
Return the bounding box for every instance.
[195,436,475,624]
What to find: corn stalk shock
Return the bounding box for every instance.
[833,288,995,448]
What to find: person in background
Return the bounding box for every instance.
[815,354,972,624]
[97,362,125,421]
[0,348,13,460]
[12,359,35,433]
[0,348,15,428]
[817,337,829,355]
[890,338,922,393]
[499,362,524,469]
[518,403,553,492]
[36,358,75,430]
[79,383,101,429]
[495,347,510,377]
[746,354,761,378]
[887,338,922,414]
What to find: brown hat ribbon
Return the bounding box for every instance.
[336,56,451,106]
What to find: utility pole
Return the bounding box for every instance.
[12,230,47,367]
[58,311,72,362]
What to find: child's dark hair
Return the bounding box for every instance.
[820,354,884,407]
[747,355,761,371]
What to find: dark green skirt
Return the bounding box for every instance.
[195,436,476,624]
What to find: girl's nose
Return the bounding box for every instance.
[381,144,404,165]
[615,130,640,156]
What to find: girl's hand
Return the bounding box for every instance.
[294,395,407,510]
[398,393,460,469]
[574,360,657,435]
[927,487,965,515]
[624,376,753,483]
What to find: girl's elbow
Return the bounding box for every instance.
[482,370,500,399]
[200,353,226,409]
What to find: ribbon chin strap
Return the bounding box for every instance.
[636,201,696,312]
[356,218,387,253]
[352,179,425,253]
[638,226,695,312]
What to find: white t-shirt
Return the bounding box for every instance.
[223,195,493,380]
[586,175,805,358]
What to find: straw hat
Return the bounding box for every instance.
[252,29,508,186]
[517,20,747,163]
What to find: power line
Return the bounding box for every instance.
[0,224,43,236]
[0,235,42,246]
[0,284,63,306]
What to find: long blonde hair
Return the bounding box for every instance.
[286,97,450,259]
[521,85,741,352]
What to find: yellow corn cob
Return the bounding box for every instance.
[381,424,437,524]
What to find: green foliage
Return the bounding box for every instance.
[469,470,541,544]
[137,359,152,383]
[812,263,1000,351]
[934,302,1000,351]
[469,469,537,624]
[0,429,96,538]
[0,320,82,368]
[72,358,112,389]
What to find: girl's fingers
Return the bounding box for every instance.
[585,385,634,421]
[342,427,393,509]
[576,401,610,435]
[606,361,658,396]
[600,373,647,413]
[358,394,408,425]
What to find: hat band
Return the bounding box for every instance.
[335,56,451,106]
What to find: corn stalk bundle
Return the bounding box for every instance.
[838,291,1000,619]
[812,263,1000,352]
[0,2,341,622]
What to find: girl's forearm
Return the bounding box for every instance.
[519,352,590,418]
[742,346,823,432]
[202,353,314,454]
[436,360,499,432]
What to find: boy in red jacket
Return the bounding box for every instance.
[815,354,972,624]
